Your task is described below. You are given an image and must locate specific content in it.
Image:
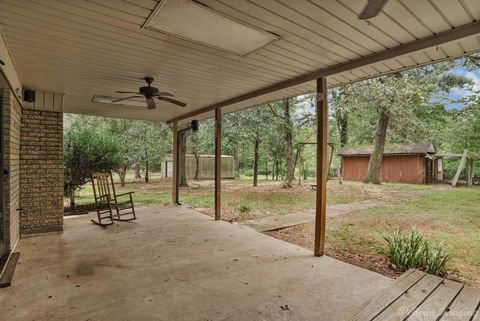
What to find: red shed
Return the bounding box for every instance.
[339,142,442,184]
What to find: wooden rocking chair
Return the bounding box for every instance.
[91,172,136,227]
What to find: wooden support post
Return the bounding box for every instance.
[215,108,222,220]
[172,121,179,204]
[314,78,328,257]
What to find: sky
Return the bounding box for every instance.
[442,63,480,110]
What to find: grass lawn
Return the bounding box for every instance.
[269,186,480,287]
[71,175,436,221]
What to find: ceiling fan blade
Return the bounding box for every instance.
[156,96,187,107]
[111,95,143,102]
[359,0,387,19]
[146,97,156,109]
[115,91,140,94]
[152,92,175,97]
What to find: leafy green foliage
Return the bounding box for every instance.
[64,127,122,205]
[238,203,252,214]
[379,228,450,275]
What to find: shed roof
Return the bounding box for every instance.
[339,142,436,156]
[0,1,479,123]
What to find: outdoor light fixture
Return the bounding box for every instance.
[191,119,199,132]
[143,0,279,56]
[23,89,35,103]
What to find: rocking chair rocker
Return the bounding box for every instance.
[91,172,136,227]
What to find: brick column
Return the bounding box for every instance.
[20,109,63,235]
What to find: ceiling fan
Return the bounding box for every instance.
[113,77,186,109]
[359,0,387,20]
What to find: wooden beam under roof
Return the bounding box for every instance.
[167,21,480,123]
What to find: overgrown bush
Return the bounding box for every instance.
[64,128,123,207]
[379,228,450,276]
[238,203,252,214]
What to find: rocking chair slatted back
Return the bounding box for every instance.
[92,172,114,202]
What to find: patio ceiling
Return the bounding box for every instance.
[0,0,479,123]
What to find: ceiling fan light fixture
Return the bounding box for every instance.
[92,95,146,107]
[146,97,156,109]
[143,0,279,56]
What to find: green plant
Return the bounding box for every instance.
[379,228,450,275]
[238,203,252,214]
[64,128,123,207]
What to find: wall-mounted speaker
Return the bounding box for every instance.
[23,89,35,103]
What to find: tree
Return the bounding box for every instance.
[128,121,170,183]
[268,97,314,187]
[230,107,273,186]
[335,63,471,184]
[64,128,122,207]
[268,99,295,187]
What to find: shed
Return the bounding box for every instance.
[339,142,442,184]
[163,154,235,180]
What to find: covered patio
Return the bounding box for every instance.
[0,207,389,321]
[1,0,480,319]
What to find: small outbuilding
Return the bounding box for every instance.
[339,142,442,184]
[163,154,235,180]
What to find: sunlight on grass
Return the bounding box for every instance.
[326,187,480,286]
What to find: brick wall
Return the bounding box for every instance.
[3,89,21,250]
[20,109,63,235]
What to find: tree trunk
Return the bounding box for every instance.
[145,160,149,183]
[298,159,302,186]
[69,188,76,207]
[134,164,142,179]
[283,99,294,188]
[118,166,127,187]
[364,109,389,184]
[337,113,348,148]
[144,148,150,183]
[265,161,268,180]
[233,146,240,178]
[253,137,260,187]
[275,159,279,180]
[193,152,200,181]
[178,131,189,187]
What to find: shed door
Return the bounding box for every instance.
[0,93,5,257]
[425,158,434,184]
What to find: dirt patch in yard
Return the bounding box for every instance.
[264,222,470,285]
[264,224,402,278]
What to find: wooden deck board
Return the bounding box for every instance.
[347,270,480,321]
[405,279,463,321]
[374,274,444,321]
[439,287,480,321]
[349,270,425,321]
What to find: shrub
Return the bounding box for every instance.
[238,203,252,214]
[379,228,450,276]
[64,128,123,207]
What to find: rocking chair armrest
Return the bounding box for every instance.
[95,194,111,202]
[116,192,134,198]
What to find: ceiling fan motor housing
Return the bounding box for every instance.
[139,86,159,97]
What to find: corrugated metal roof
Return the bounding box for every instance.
[0,0,479,122]
[339,142,436,156]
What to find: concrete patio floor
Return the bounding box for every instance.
[0,207,391,321]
